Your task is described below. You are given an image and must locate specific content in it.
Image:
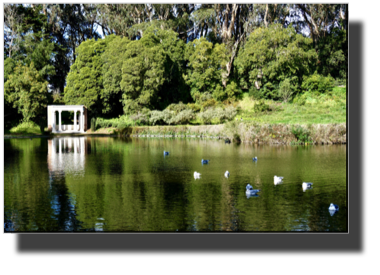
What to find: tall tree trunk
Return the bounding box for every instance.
[227,4,238,40]
[222,4,229,43]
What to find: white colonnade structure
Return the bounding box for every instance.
[47,105,87,133]
[47,137,86,175]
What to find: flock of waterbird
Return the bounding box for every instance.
[164,150,339,216]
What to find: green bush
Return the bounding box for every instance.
[168,109,195,125]
[302,72,334,94]
[187,103,201,112]
[278,79,294,102]
[291,125,311,142]
[149,109,174,125]
[197,106,237,124]
[334,78,346,87]
[248,86,264,100]
[117,121,128,130]
[165,102,188,114]
[254,99,270,113]
[292,94,307,106]
[132,113,149,125]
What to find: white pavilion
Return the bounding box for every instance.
[47,105,87,133]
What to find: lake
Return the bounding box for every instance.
[4,137,347,232]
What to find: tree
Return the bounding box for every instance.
[64,35,116,115]
[101,35,132,116]
[120,34,166,114]
[5,62,49,122]
[4,4,24,59]
[235,24,317,99]
[185,37,229,102]
[147,26,189,108]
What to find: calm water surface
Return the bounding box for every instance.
[4,137,347,232]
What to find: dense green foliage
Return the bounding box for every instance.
[5,62,49,122]
[235,24,317,100]
[4,4,347,127]
[64,35,116,115]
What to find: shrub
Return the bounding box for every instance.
[187,103,201,112]
[224,106,238,121]
[197,109,214,124]
[302,72,334,94]
[149,110,167,125]
[213,81,241,102]
[254,99,270,113]
[201,98,217,110]
[248,86,264,100]
[278,79,294,102]
[292,94,307,105]
[130,112,150,125]
[169,109,195,125]
[117,121,128,130]
[165,102,188,114]
[334,78,346,87]
[197,106,237,124]
[291,125,311,142]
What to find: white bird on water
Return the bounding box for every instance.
[302,182,313,191]
[224,171,230,178]
[274,176,284,185]
[194,172,201,179]
[329,203,339,211]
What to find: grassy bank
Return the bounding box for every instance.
[120,122,346,145]
[237,87,346,124]
[4,121,45,137]
[5,87,346,144]
[4,121,346,145]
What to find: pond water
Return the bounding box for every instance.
[4,137,347,232]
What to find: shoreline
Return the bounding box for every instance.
[4,122,346,145]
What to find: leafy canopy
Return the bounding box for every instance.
[235,24,317,99]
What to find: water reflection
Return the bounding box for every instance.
[329,210,338,216]
[48,137,87,176]
[4,137,347,232]
[246,193,259,199]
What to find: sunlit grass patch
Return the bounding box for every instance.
[7,121,43,135]
[238,86,346,124]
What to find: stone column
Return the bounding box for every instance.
[74,110,77,131]
[52,110,56,132]
[81,111,85,132]
[59,111,62,132]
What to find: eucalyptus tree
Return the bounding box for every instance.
[190,4,289,85]
[292,4,347,47]
[97,4,153,37]
[289,4,348,79]
[4,4,24,59]
[251,4,290,28]
[45,4,102,94]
